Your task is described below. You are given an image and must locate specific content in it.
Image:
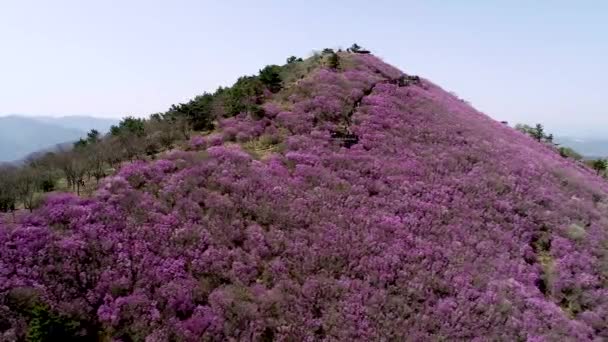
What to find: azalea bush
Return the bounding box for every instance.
[1,53,608,340]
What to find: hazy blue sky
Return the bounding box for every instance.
[1,1,606,136]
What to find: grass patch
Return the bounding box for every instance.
[242,135,284,160]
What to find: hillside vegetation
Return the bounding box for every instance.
[2,46,608,340]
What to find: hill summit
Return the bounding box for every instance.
[1,50,607,340]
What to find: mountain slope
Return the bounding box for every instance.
[1,53,607,340]
[0,115,116,162]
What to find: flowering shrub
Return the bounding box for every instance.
[219,115,268,143]
[188,135,206,151]
[1,53,608,340]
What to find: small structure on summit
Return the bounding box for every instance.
[347,43,371,54]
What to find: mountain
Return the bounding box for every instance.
[34,115,117,133]
[1,51,608,340]
[0,115,116,162]
[555,136,608,159]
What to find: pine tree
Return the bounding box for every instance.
[328,52,340,70]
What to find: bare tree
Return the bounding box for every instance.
[51,150,91,195]
[87,142,108,185]
[0,166,18,214]
[14,167,39,212]
[103,138,124,169]
[27,152,60,192]
[71,151,91,196]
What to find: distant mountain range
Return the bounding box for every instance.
[554,136,608,159]
[0,115,117,162]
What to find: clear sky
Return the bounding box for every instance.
[0,0,606,136]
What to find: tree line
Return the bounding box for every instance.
[0,44,372,215]
[0,46,368,214]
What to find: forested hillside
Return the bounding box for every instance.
[1,46,608,340]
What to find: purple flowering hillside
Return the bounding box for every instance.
[2,52,608,341]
